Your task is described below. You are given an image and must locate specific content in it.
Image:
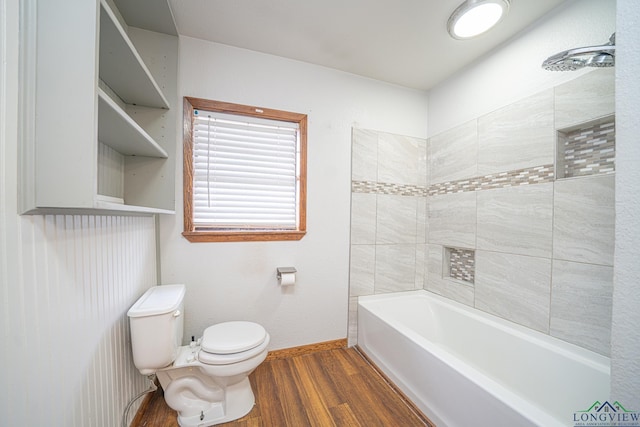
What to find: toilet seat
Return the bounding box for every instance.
[198,321,269,365]
[198,335,269,365]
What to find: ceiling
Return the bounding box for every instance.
[168,0,568,91]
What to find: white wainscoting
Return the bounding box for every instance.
[0,214,157,426]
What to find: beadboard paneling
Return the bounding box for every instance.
[0,214,157,427]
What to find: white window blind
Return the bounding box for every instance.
[192,109,300,230]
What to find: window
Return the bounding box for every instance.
[182,97,307,242]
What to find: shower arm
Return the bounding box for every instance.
[554,44,616,60]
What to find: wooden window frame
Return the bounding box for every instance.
[182,97,307,242]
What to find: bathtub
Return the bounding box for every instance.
[357,290,610,427]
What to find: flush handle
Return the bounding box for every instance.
[173,310,181,317]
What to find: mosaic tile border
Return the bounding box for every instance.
[448,247,475,284]
[351,181,427,197]
[428,164,555,196]
[352,164,555,197]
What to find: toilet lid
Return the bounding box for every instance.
[201,321,267,354]
[198,334,270,365]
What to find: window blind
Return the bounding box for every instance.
[192,109,300,230]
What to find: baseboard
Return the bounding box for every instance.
[265,338,348,361]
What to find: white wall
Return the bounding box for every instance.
[612,0,640,405]
[1,0,158,425]
[159,36,428,350]
[428,0,616,137]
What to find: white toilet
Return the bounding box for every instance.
[127,284,270,427]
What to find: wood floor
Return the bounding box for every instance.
[134,347,433,427]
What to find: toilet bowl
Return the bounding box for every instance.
[128,284,270,427]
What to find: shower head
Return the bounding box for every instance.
[542,52,587,71]
[586,52,615,67]
[542,33,615,71]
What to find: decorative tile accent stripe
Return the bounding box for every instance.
[351,180,427,197]
[428,165,555,196]
[352,164,555,197]
[561,119,615,178]
[448,247,475,284]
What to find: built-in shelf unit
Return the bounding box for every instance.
[20,0,178,215]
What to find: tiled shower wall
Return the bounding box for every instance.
[349,69,615,356]
[349,130,428,342]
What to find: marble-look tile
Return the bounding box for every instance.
[426,244,444,287]
[428,191,476,248]
[351,193,376,244]
[426,244,444,278]
[376,194,418,244]
[550,260,612,356]
[429,120,478,184]
[416,197,427,244]
[377,132,422,185]
[414,244,426,289]
[478,89,554,176]
[425,244,474,306]
[553,174,615,266]
[352,128,378,182]
[348,296,359,347]
[430,280,475,307]
[475,251,552,333]
[374,244,416,293]
[349,245,375,297]
[477,183,553,258]
[418,136,429,187]
[555,68,615,130]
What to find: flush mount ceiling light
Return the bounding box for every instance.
[447,0,511,40]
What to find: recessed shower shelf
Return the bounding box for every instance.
[556,115,615,180]
[444,247,475,285]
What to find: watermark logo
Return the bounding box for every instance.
[573,401,639,427]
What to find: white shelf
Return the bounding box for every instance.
[97,88,168,158]
[95,194,125,205]
[99,0,170,109]
[113,0,178,36]
[94,195,174,215]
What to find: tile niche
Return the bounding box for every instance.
[445,247,475,284]
[556,116,615,179]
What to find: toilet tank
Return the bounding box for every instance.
[127,284,185,375]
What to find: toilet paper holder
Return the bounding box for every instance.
[276,267,297,281]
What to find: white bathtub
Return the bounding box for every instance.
[357,290,610,427]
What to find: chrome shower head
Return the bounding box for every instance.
[542,33,615,71]
[542,52,586,71]
[586,52,615,67]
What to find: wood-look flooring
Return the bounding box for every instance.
[134,347,433,427]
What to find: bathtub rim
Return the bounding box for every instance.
[357,289,611,372]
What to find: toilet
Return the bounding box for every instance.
[127,284,270,427]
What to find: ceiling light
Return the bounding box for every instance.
[447,0,510,40]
